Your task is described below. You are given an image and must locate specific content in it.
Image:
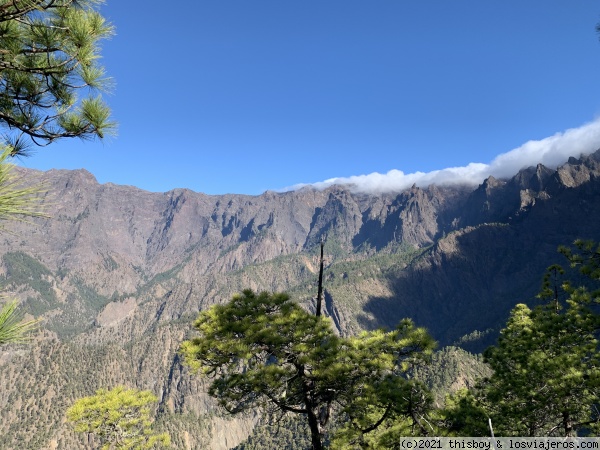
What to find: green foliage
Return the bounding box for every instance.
[237,347,489,448]
[0,60,53,346]
[454,330,490,344]
[1,251,56,304]
[0,298,37,344]
[153,412,212,450]
[0,148,47,223]
[440,388,490,437]
[0,324,208,449]
[330,381,436,449]
[103,254,119,272]
[216,243,426,336]
[66,385,171,449]
[412,346,491,406]
[0,249,118,336]
[72,276,111,311]
[0,0,115,153]
[329,322,436,446]
[449,240,600,437]
[481,297,599,436]
[181,289,436,449]
[3,250,50,277]
[233,415,311,450]
[559,239,600,295]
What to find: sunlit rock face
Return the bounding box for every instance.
[1,150,600,449]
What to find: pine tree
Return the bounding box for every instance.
[471,242,600,436]
[66,386,170,449]
[0,0,114,345]
[181,289,436,450]
[0,0,115,155]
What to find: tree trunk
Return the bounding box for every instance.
[563,411,573,437]
[316,241,324,317]
[297,361,324,450]
[306,407,324,450]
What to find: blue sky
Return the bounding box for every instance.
[18,1,600,195]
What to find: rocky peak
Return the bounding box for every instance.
[555,150,600,188]
[510,163,554,191]
[3,150,600,449]
[481,175,504,192]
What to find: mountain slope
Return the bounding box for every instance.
[0,150,599,448]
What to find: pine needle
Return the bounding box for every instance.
[0,146,49,228]
[0,299,39,345]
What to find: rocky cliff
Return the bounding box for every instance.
[1,150,599,449]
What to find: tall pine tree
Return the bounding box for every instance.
[181,290,436,449]
[449,241,600,436]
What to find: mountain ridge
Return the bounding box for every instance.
[1,150,599,448]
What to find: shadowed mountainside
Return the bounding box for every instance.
[0,150,599,448]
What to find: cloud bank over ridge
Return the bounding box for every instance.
[287,118,600,194]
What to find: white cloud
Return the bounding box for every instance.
[286,117,600,194]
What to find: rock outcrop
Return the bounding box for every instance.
[1,149,600,448]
